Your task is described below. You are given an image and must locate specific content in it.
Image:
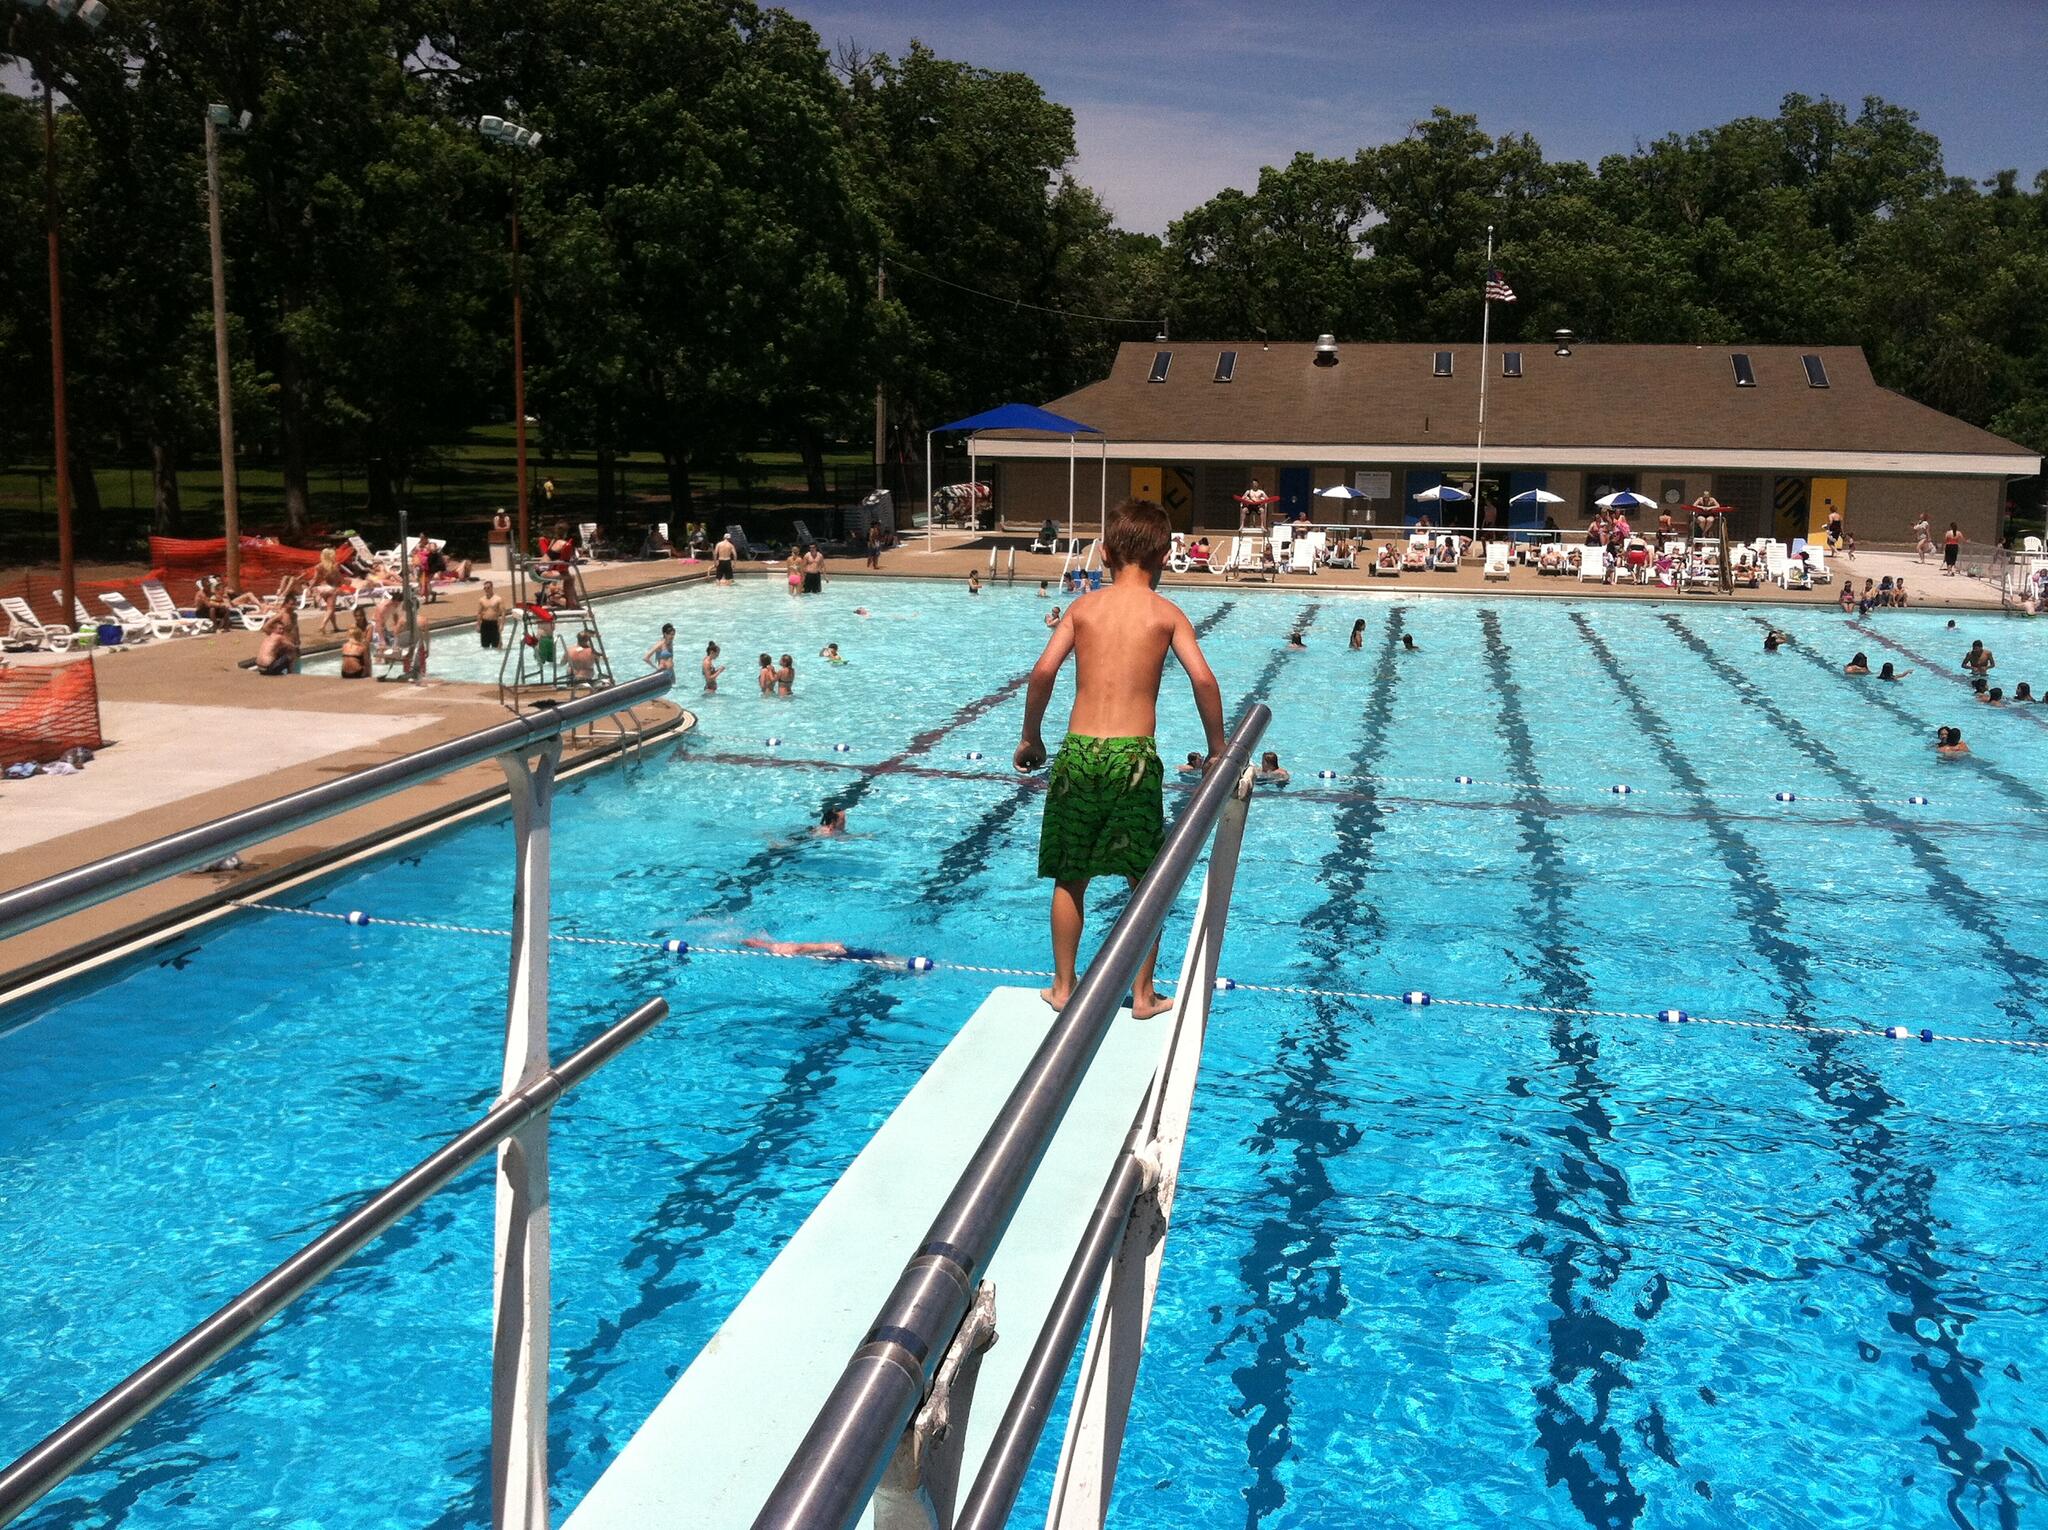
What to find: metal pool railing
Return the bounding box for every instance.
[752,703,1271,1530]
[0,672,674,1530]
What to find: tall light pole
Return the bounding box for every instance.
[204,102,250,590]
[13,0,110,631]
[479,114,541,557]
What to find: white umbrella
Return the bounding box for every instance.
[1411,484,1471,503]
[1596,490,1657,510]
[1509,489,1565,507]
[1316,484,1369,499]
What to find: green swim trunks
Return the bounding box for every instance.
[1038,734,1164,882]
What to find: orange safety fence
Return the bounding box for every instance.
[0,656,103,767]
[150,535,325,586]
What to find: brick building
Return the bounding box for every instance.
[969,341,2038,545]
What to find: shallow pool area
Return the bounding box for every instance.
[10,575,2048,1529]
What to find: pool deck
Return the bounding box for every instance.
[0,536,2003,999]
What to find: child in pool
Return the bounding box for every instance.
[1014,498,1224,1018]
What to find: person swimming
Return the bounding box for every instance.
[814,805,848,836]
[1878,661,1911,681]
[820,642,845,663]
[1401,632,1418,652]
[1936,726,1970,757]
[1349,618,1365,651]
[1844,652,1870,675]
[1763,629,1787,652]
[1178,750,1206,778]
[2017,682,2036,702]
[1286,630,1307,650]
[1982,686,2005,706]
[743,935,889,960]
[1044,605,1063,628]
[1254,751,1290,785]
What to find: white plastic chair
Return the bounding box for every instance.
[1578,546,1609,582]
[67,592,147,643]
[2,596,75,651]
[1483,543,1512,581]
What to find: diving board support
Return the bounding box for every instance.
[493,739,561,1530]
[951,764,1256,1530]
[874,1282,999,1530]
[1044,763,1253,1527]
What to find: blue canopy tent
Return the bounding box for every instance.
[927,404,1104,551]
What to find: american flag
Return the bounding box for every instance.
[1484,269,1517,303]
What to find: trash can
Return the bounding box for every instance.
[96,623,124,647]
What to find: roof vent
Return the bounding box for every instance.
[1314,334,1338,367]
[1552,328,1576,357]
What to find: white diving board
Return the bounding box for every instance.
[564,984,1169,1529]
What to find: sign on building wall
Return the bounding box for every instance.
[1354,471,1392,500]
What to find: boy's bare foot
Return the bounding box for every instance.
[1130,991,1173,1020]
[1040,985,1071,1012]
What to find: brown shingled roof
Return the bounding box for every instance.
[1003,342,2032,459]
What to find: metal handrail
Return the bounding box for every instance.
[0,995,669,1528]
[0,669,672,945]
[751,703,1271,1529]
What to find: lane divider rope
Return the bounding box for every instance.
[226,900,2048,1052]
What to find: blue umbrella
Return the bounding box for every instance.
[1509,489,1565,507]
[1595,490,1657,510]
[1410,485,1471,503]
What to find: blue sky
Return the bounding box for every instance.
[788,0,2048,234]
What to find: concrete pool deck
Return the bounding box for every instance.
[0,535,2007,998]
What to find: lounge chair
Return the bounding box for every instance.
[1370,545,1402,578]
[67,592,148,643]
[1234,536,1276,582]
[724,523,760,561]
[101,592,184,640]
[140,579,211,635]
[1029,521,1060,555]
[1802,544,1832,584]
[579,521,619,560]
[1432,536,1462,572]
[2,596,76,651]
[1288,535,1318,575]
[1578,547,1609,583]
[1188,542,1213,572]
[1483,542,1512,581]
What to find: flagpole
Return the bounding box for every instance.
[1473,223,1493,544]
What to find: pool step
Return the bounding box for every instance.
[563,984,1166,1529]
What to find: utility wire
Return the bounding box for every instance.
[883,255,1165,331]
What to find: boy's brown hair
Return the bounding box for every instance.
[1103,497,1171,570]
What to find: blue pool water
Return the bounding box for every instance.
[9,575,2048,1529]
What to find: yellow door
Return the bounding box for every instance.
[1809,477,1848,541]
[1129,466,1163,510]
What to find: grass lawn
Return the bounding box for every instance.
[0,428,881,558]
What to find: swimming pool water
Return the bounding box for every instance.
[9,575,2048,1529]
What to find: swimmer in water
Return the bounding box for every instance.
[1038,580,1050,597]
[1981,686,2005,706]
[777,653,795,696]
[968,570,982,595]
[814,805,847,836]
[702,640,725,692]
[855,607,871,618]
[1045,605,1062,628]
[1349,619,1365,651]
[757,653,775,694]
[1878,661,1911,681]
[1286,630,1307,650]
[1254,750,1290,785]
[1763,628,1791,652]
[1936,726,1970,757]
[1401,632,1418,652]
[2016,682,2035,702]
[1844,651,1870,675]
[1177,750,1206,778]
[820,642,844,663]
[742,935,887,960]
[644,622,676,673]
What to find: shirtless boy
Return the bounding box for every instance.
[1015,498,1225,1018]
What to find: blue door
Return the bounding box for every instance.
[1402,469,1445,525]
[1278,467,1311,523]
[1506,470,1549,529]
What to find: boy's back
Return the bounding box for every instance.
[1063,581,1182,741]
